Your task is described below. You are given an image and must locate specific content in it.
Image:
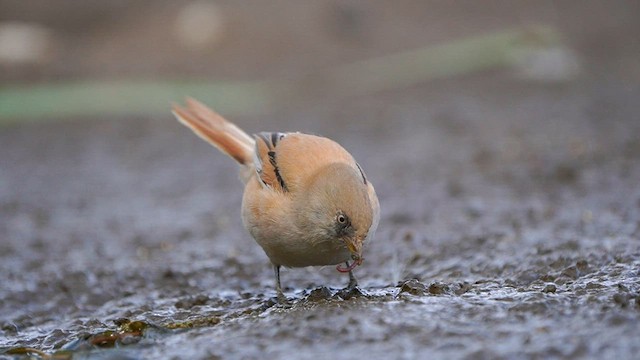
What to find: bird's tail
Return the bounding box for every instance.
[172,98,255,165]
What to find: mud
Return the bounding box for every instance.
[1,1,640,359]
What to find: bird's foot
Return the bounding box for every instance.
[275,291,292,306]
[347,267,359,290]
[347,277,358,291]
[273,264,291,306]
[337,269,365,299]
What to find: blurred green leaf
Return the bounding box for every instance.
[0,81,271,125]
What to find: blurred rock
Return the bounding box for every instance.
[512,45,582,82]
[428,282,449,295]
[510,28,581,82]
[0,21,53,64]
[306,286,332,301]
[174,1,225,50]
[398,279,427,296]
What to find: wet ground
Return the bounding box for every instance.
[2,1,640,359]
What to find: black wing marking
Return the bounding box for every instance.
[268,150,288,192]
[254,132,289,192]
[355,162,368,185]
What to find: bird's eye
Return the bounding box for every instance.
[337,214,347,224]
[335,212,352,235]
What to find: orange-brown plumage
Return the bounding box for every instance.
[172,98,380,301]
[172,98,254,165]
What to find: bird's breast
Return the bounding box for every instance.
[241,178,352,267]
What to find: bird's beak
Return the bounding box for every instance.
[336,237,365,273]
[345,237,364,266]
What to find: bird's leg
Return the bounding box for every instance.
[273,265,287,303]
[347,262,358,290]
[336,261,363,299]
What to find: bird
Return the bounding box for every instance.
[172,98,380,301]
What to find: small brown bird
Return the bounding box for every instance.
[172,99,380,300]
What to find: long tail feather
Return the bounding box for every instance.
[172,98,255,165]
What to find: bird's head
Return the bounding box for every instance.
[298,162,375,270]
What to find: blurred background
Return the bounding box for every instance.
[1,1,637,119]
[1,1,639,358]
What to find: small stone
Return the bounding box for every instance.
[1,322,18,334]
[561,266,578,280]
[174,294,209,309]
[113,318,130,327]
[542,284,556,293]
[617,283,629,292]
[576,259,589,272]
[585,282,603,289]
[613,293,630,307]
[307,286,332,301]
[336,286,365,300]
[539,274,556,282]
[398,279,426,296]
[454,282,472,296]
[428,282,449,295]
[192,294,209,306]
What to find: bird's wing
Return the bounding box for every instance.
[253,132,290,192]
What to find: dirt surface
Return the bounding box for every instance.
[1,1,640,359]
